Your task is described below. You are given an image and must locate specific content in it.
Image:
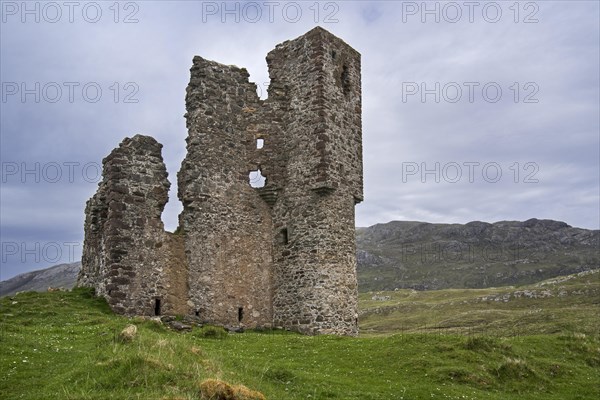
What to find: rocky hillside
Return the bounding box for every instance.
[2,219,598,296]
[0,262,81,297]
[357,218,599,292]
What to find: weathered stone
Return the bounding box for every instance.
[78,134,189,316]
[77,27,362,336]
[168,320,192,332]
[118,324,137,342]
[226,326,245,334]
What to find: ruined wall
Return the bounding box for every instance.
[79,27,362,336]
[177,57,274,328]
[177,27,362,335]
[79,135,188,316]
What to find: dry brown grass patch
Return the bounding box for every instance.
[199,379,265,400]
[118,324,137,342]
[232,385,266,400]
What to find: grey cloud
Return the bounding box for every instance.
[1,1,598,280]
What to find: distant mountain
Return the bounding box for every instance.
[356,218,599,292]
[0,262,81,297]
[2,219,598,296]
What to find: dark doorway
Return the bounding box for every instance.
[154,299,161,316]
[238,307,244,323]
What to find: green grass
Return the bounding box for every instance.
[1,285,599,399]
[360,270,600,337]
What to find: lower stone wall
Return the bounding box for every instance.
[182,185,275,329]
[272,189,359,336]
[78,132,358,334]
[163,233,190,316]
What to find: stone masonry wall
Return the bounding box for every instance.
[177,57,274,328]
[78,27,362,336]
[79,135,188,316]
[266,28,362,335]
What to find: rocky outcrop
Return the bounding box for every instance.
[357,219,599,291]
[0,262,81,297]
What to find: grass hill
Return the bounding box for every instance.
[357,219,599,292]
[360,269,600,337]
[1,270,598,399]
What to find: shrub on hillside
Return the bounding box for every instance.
[465,336,511,353]
[494,357,537,381]
[194,325,228,339]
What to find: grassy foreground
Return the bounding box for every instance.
[1,286,599,399]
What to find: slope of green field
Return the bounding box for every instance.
[360,270,600,337]
[1,279,598,399]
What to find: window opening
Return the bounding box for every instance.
[341,65,351,95]
[249,168,266,188]
[154,298,161,316]
[280,228,289,245]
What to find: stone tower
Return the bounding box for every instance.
[78,27,363,336]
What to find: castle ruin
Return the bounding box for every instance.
[77,27,363,336]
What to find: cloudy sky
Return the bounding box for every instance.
[1,0,598,280]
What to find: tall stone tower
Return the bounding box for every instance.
[265,27,363,335]
[78,27,363,336]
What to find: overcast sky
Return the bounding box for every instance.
[1,0,598,280]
